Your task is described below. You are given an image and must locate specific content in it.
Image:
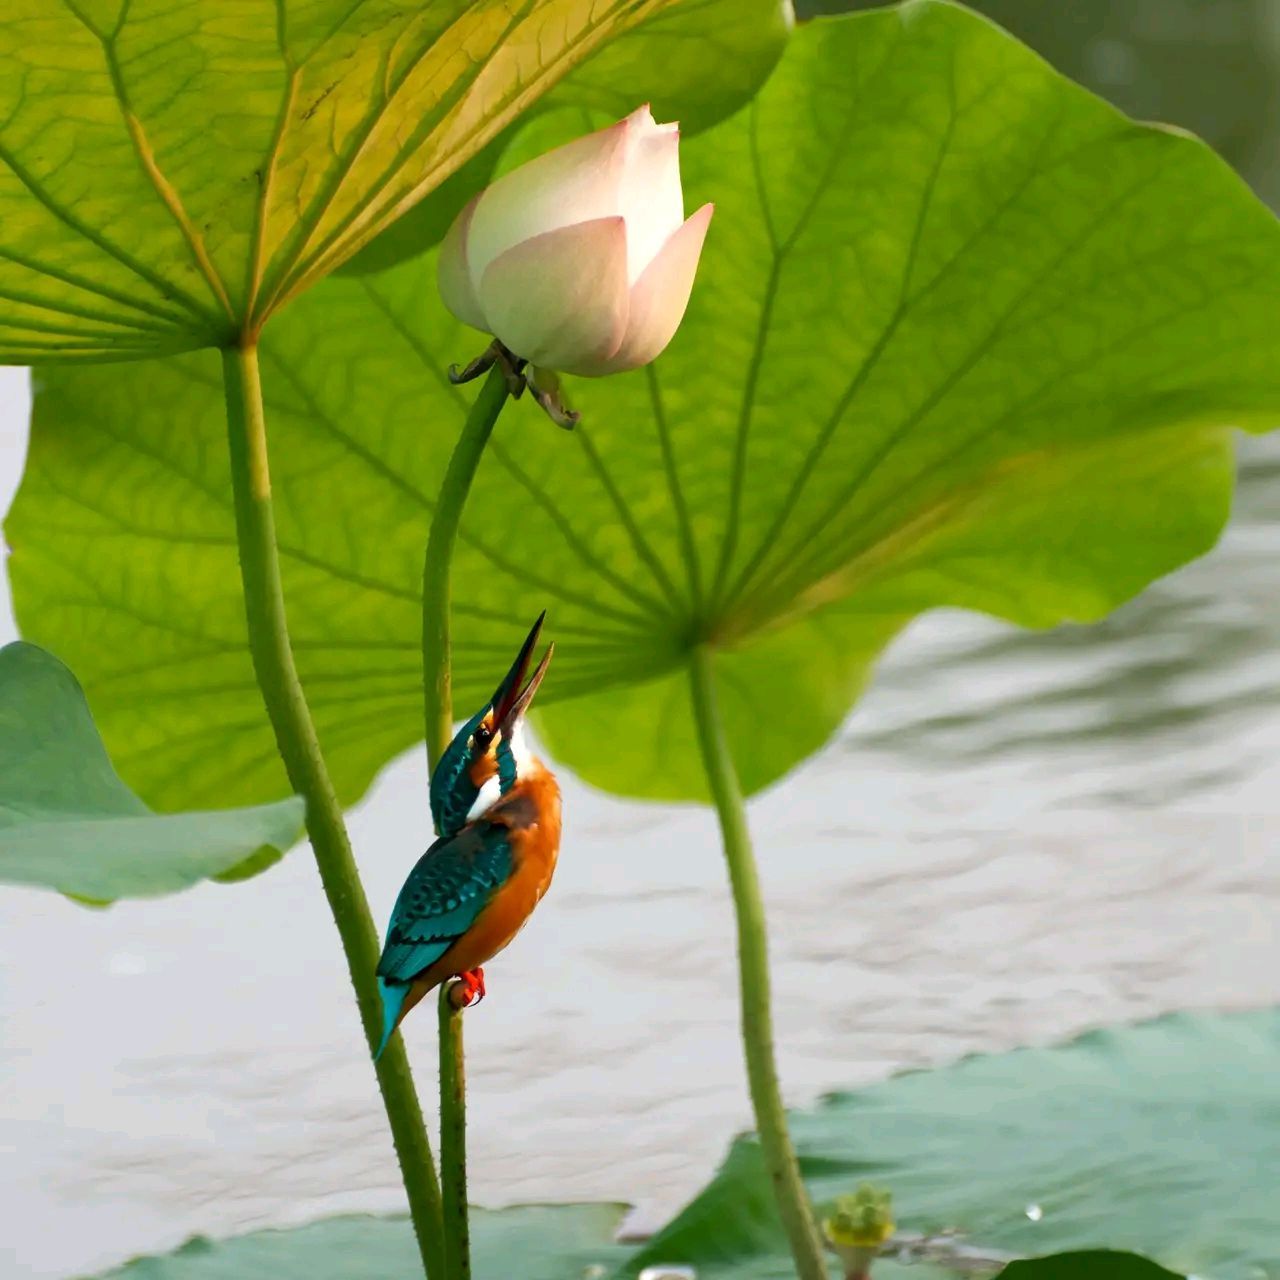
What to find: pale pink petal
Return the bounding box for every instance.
[478,216,630,375]
[466,116,634,285]
[436,193,488,331]
[617,109,684,284]
[590,203,713,376]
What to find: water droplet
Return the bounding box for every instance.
[638,1268,697,1280]
[1024,1203,1043,1222]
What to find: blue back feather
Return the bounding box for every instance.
[374,977,410,1060]
[496,736,517,792]
[376,824,513,988]
[430,707,488,836]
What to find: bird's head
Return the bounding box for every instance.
[430,613,554,836]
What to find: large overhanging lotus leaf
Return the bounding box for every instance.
[0,0,680,362]
[337,0,795,276]
[9,2,1280,810]
[0,642,303,899]
[542,0,793,134]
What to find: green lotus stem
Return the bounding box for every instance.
[222,343,445,1280]
[422,364,511,1280]
[423,366,510,766]
[438,986,471,1280]
[688,645,828,1280]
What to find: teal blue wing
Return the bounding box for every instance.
[376,823,514,984]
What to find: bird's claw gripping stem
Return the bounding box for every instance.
[449,967,486,1010]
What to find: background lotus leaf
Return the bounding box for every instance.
[89,1204,631,1279]
[337,0,795,276]
[9,1,1280,810]
[0,641,302,899]
[627,1012,1275,1279]
[84,1013,1270,1277]
[998,1256,1183,1280]
[0,0,696,360]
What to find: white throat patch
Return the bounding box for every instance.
[463,722,538,824]
[506,721,535,775]
[465,774,501,823]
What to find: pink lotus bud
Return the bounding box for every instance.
[438,106,713,377]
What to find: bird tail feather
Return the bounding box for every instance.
[374,977,410,1061]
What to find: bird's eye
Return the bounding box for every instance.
[473,724,493,750]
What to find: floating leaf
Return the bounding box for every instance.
[83,1018,1265,1277]
[0,641,302,899]
[629,1012,1278,1279]
[90,1204,631,1279]
[10,1,1280,809]
[0,0,680,360]
[999,1254,1184,1280]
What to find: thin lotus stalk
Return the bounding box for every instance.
[687,644,828,1280]
[423,367,511,769]
[438,985,471,1279]
[221,342,445,1280]
[421,363,512,1280]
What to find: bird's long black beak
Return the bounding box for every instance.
[492,612,554,734]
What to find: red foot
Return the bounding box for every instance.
[455,967,486,1009]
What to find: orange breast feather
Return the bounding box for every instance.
[419,770,562,989]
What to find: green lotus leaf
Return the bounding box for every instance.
[90,1204,631,1279]
[81,1015,1269,1277]
[338,0,794,276]
[10,1,1280,809]
[544,0,793,134]
[0,0,681,361]
[0,641,303,898]
[998,1255,1184,1280]
[627,1011,1276,1279]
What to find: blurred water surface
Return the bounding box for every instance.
[4,2,1280,1277]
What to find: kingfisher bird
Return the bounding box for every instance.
[374,614,560,1059]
